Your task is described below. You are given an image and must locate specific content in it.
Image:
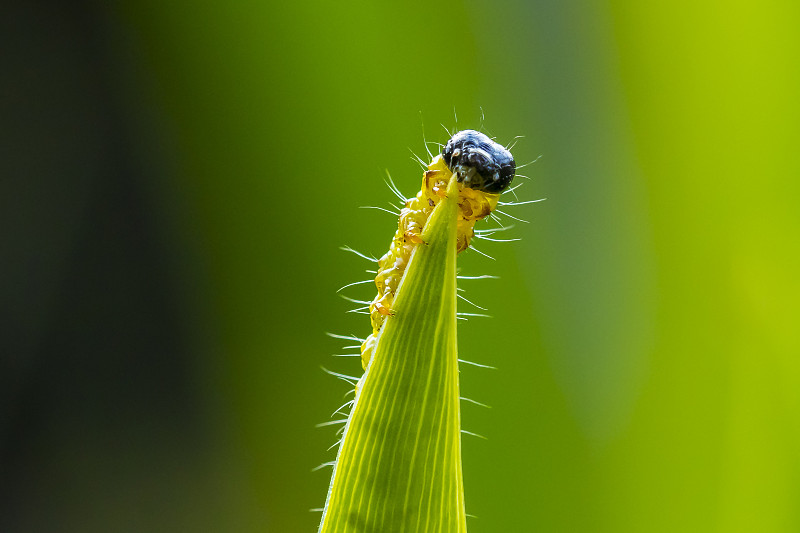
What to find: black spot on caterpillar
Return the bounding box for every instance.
[358,130,516,371]
[443,129,516,193]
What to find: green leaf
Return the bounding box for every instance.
[320,176,466,533]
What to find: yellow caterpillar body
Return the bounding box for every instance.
[359,154,500,370]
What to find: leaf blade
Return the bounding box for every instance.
[321,176,466,533]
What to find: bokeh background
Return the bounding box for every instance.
[3,0,798,531]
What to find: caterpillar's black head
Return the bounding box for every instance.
[442,130,515,193]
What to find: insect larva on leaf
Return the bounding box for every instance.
[318,127,529,533]
[357,129,516,372]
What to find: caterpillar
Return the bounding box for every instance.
[358,129,516,371]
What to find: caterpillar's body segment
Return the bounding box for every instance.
[359,130,515,371]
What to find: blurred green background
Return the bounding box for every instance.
[2,0,798,531]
